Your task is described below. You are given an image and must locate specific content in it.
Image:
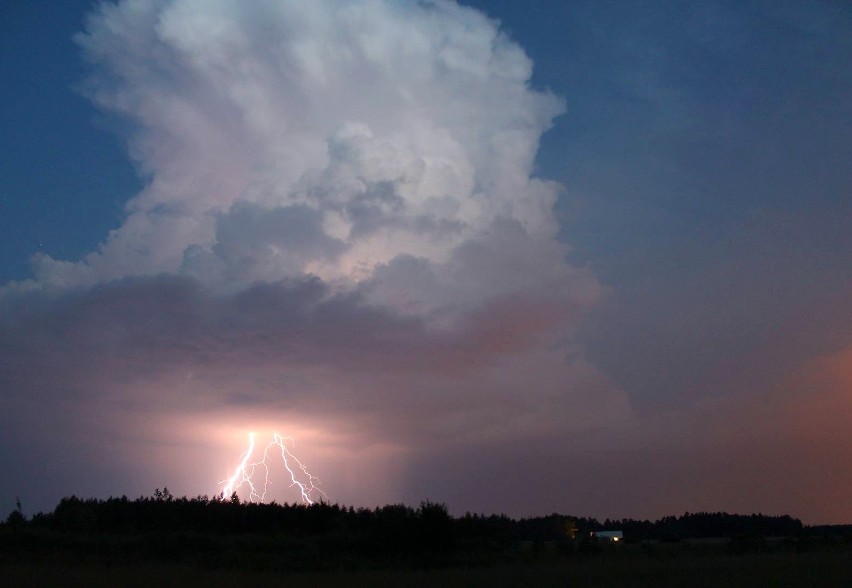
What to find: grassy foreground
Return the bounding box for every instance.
[3,551,851,588]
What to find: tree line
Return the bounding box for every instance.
[6,489,806,539]
[1,490,844,570]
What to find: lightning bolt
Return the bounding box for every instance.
[219,432,327,505]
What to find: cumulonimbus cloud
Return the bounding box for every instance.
[3,0,620,427]
[32,0,568,298]
[1,0,631,510]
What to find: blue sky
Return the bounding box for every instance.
[1,0,139,280]
[1,1,850,523]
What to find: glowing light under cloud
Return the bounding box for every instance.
[220,432,327,505]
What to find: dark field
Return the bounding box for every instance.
[3,498,851,586]
[3,550,851,588]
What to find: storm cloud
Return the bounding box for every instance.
[1,0,623,513]
[1,0,850,524]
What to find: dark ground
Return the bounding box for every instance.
[2,549,851,588]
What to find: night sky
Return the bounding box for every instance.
[1,0,850,524]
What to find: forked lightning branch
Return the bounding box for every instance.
[220,432,327,505]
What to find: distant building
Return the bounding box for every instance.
[591,530,623,542]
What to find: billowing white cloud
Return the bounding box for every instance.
[1,0,630,511]
[29,0,565,300]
